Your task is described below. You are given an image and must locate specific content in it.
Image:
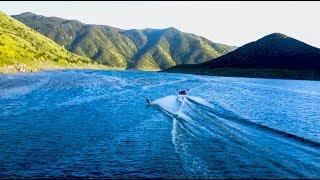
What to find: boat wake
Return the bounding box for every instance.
[150,95,320,178]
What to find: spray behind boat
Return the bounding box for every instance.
[146,89,189,106]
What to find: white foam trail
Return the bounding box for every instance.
[0,76,49,99]
[152,95,212,114]
[151,95,181,115]
[171,118,178,153]
[153,94,300,176]
[187,96,213,108]
[177,98,186,116]
[151,95,215,138]
[151,93,320,178]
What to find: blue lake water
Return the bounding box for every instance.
[0,70,319,178]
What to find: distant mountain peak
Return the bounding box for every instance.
[16,12,36,17]
[166,27,178,31]
[196,32,320,71]
[259,33,290,41]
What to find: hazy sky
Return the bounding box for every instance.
[1,1,319,47]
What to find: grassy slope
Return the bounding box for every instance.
[13,13,237,70]
[0,12,111,73]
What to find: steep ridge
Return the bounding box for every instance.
[13,12,236,69]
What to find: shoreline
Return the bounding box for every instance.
[163,67,320,81]
[2,66,320,82]
[0,67,162,75]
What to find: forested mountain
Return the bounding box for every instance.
[13,12,236,70]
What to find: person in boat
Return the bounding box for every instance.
[177,89,189,96]
[178,90,187,96]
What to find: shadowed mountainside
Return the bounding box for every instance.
[167,33,320,80]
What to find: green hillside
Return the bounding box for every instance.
[13,12,237,70]
[0,11,108,74]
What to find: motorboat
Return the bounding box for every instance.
[177,89,188,102]
[146,89,189,106]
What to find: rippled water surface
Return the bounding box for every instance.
[0,70,319,178]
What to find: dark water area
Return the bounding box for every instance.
[0,70,319,178]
